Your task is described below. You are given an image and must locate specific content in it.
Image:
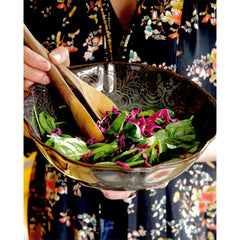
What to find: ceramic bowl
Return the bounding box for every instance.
[24,62,216,190]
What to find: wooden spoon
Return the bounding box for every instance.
[24,24,108,142]
[57,64,118,120]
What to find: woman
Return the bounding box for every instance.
[24,0,216,239]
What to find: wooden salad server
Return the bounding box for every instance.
[24,24,117,142]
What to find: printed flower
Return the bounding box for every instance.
[171,0,184,11]
[161,11,175,25]
[152,197,166,220]
[209,48,217,85]
[83,51,94,61]
[29,223,42,240]
[170,164,216,237]
[83,29,103,61]
[138,225,147,237]
[144,24,153,39]
[68,46,78,52]
[202,14,211,23]
[191,187,201,201]
[77,213,97,232]
[186,48,217,86]
[198,183,216,214]
[173,191,180,203]
[57,3,66,9]
[73,182,82,197]
[89,0,95,9]
[211,18,217,26]
[74,230,88,239]
[209,48,217,71]
[59,211,71,227]
[131,230,139,237]
[158,63,176,71]
[56,185,67,194]
[161,9,182,26]
[129,50,141,63]
[168,32,179,39]
[190,202,200,218]
[200,4,217,26]
[45,171,58,198]
[172,11,182,25]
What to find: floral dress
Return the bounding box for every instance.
[24,0,216,239]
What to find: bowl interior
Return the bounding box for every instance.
[24,62,216,190]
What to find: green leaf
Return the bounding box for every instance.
[139,135,156,146]
[88,143,108,149]
[166,119,194,137]
[137,109,155,118]
[39,112,56,133]
[107,111,128,134]
[167,108,175,118]
[122,122,144,142]
[94,162,118,166]
[127,159,145,167]
[110,148,139,162]
[153,129,169,152]
[45,133,90,161]
[33,106,46,136]
[163,117,200,152]
[91,140,119,161]
[125,151,143,163]
[148,147,157,165]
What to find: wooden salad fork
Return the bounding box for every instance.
[24,24,117,142]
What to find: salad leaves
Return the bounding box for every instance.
[45,133,90,161]
[34,107,200,168]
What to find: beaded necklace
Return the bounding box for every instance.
[99,0,113,61]
[99,0,141,62]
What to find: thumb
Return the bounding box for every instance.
[49,47,70,67]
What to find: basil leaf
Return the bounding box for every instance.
[107,111,128,134]
[94,162,118,166]
[39,112,56,133]
[122,122,144,142]
[166,119,194,138]
[91,140,119,161]
[137,109,155,118]
[88,143,108,149]
[153,129,169,152]
[110,148,139,162]
[139,136,156,146]
[33,106,46,136]
[125,151,143,163]
[148,147,157,165]
[45,133,90,161]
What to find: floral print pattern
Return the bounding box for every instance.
[24,0,216,239]
[186,47,217,86]
[125,162,216,240]
[83,26,103,61]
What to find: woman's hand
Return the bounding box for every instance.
[101,190,136,200]
[197,138,216,162]
[101,182,168,200]
[24,46,70,91]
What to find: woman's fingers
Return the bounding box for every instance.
[101,190,135,200]
[101,181,169,200]
[24,63,50,85]
[24,46,51,72]
[24,46,70,94]
[49,46,70,67]
[24,46,51,90]
[147,181,169,190]
[153,181,169,189]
